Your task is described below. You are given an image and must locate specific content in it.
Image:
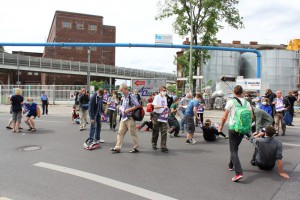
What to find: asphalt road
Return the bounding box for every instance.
[0,112,299,200]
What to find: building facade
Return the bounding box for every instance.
[44,10,116,65]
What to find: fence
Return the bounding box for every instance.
[0,85,96,105]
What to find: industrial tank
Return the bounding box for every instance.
[241,50,299,95]
[202,50,240,87]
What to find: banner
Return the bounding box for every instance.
[158,108,169,123]
[131,79,166,101]
[108,102,117,111]
[236,78,261,90]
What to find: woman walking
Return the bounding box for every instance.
[107,91,119,132]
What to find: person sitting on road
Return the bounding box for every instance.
[137,112,154,132]
[24,98,40,132]
[71,104,79,124]
[202,119,227,141]
[250,126,289,179]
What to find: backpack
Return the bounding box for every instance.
[146,103,153,112]
[230,98,252,134]
[129,94,145,121]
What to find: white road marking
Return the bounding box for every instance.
[283,143,300,147]
[34,162,178,200]
[0,197,13,200]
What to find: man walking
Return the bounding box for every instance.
[178,93,192,134]
[152,86,169,152]
[40,91,48,115]
[89,89,105,144]
[219,85,252,182]
[272,91,290,136]
[79,87,90,131]
[184,93,202,144]
[111,83,140,153]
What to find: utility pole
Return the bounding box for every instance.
[189,0,193,93]
[87,47,91,92]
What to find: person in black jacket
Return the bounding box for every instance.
[88,89,105,144]
[285,91,299,126]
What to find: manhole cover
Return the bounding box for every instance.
[18,145,42,151]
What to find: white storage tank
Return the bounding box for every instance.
[202,50,240,87]
[241,50,299,95]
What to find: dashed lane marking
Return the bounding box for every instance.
[34,162,178,200]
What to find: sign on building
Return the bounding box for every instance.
[155,34,173,44]
[236,78,262,90]
[131,79,166,100]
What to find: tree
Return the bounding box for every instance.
[167,84,176,93]
[90,80,105,91]
[156,0,244,92]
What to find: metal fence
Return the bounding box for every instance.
[0,85,90,104]
[0,53,176,82]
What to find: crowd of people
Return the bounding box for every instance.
[5,84,298,183]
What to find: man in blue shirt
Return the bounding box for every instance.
[40,91,48,115]
[184,93,202,144]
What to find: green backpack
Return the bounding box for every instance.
[230,98,252,134]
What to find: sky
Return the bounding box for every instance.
[1,0,299,75]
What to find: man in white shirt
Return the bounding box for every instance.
[152,86,169,152]
[219,85,252,182]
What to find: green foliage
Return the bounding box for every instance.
[167,84,176,93]
[90,81,106,91]
[157,0,244,90]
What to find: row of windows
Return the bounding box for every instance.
[61,46,97,51]
[62,21,97,31]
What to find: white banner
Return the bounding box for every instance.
[131,79,166,100]
[155,34,173,44]
[236,78,261,90]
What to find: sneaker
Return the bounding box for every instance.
[97,139,105,143]
[161,148,169,152]
[232,174,243,182]
[137,126,141,131]
[191,138,196,144]
[228,167,234,171]
[152,146,158,150]
[80,128,83,131]
[27,127,33,131]
[186,139,191,144]
[6,126,13,129]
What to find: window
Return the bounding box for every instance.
[62,21,72,28]
[34,72,39,76]
[76,23,84,30]
[88,24,97,31]
[90,47,97,51]
[62,46,71,49]
[76,47,83,50]
[28,72,32,75]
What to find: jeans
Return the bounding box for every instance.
[228,130,244,175]
[89,114,101,141]
[178,109,185,131]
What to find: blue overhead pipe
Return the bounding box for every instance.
[0,42,262,78]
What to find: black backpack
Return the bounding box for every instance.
[129,94,145,121]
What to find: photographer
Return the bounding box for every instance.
[79,88,89,131]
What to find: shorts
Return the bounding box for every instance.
[12,111,22,123]
[26,113,37,119]
[185,115,195,134]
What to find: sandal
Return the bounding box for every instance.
[110,148,120,153]
[129,148,139,153]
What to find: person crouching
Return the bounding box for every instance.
[24,98,40,132]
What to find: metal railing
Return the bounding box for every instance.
[0,52,176,81]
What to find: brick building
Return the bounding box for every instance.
[44,10,115,64]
